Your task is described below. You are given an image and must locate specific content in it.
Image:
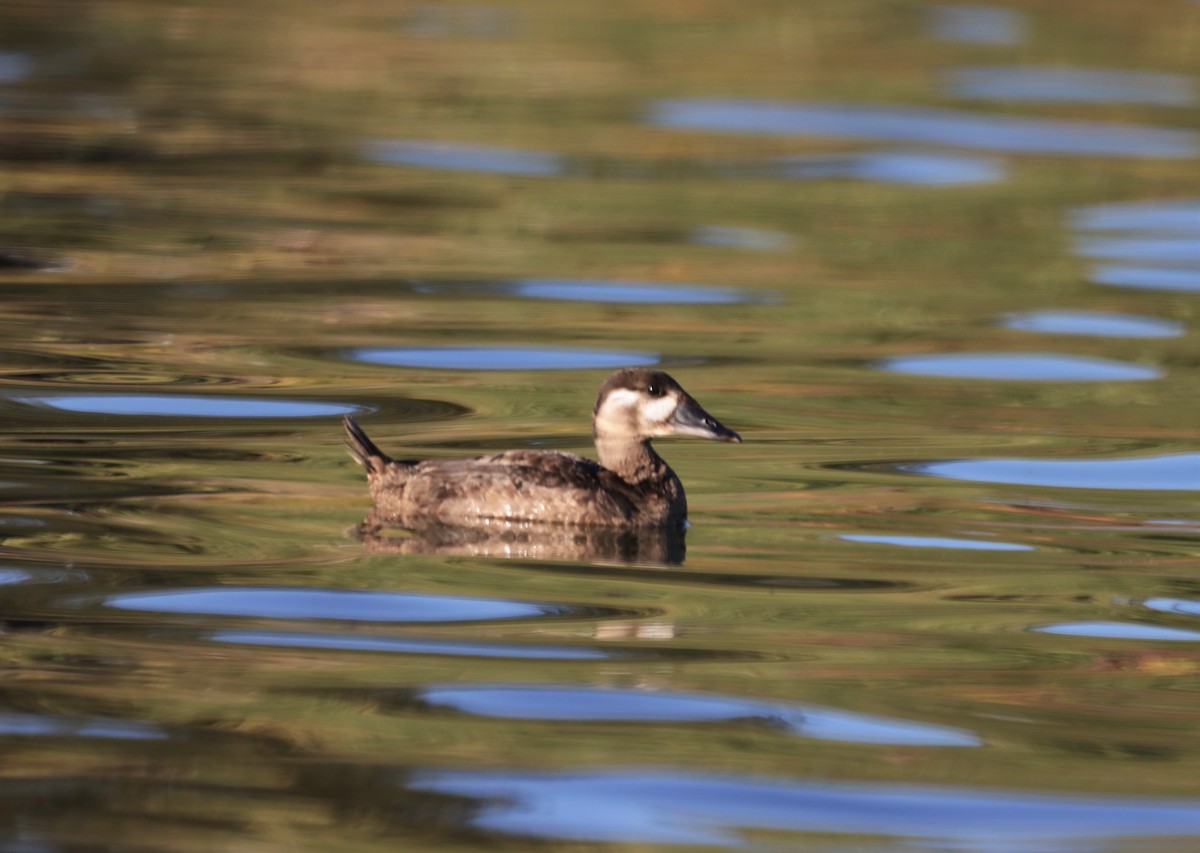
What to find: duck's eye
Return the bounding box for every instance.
[646,383,662,396]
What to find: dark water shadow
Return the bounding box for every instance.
[203,629,618,661]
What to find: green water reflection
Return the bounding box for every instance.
[2,0,1200,850]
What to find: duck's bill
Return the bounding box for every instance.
[671,396,743,443]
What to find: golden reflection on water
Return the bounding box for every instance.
[1,0,1200,849]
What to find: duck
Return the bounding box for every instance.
[343,367,741,528]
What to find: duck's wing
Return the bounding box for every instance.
[386,450,644,526]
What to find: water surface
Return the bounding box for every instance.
[3,2,1200,851]
[648,98,1200,157]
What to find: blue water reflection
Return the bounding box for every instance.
[405,5,519,38]
[773,149,1005,185]
[0,51,30,83]
[509,278,744,304]
[648,98,1200,158]
[362,140,564,176]
[1033,622,1200,642]
[103,587,568,622]
[1142,598,1200,618]
[1002,310,1183,338]
[1072,198,1200,233]
[360,137,1005,186]
[0,567,32,585]
[0,517,46,529]
[877,352,1161,381]
[926,4,1026,45]
[688,225,793,251]
[0,712,167,741]
[418,684,980,746]
[347,346,659,370]
[904,453,1200,490]
[1073,198,1200,292]
[12,394,358,418]
[946,66,1196,106]
[1077,236,1200,264]
[1092,264,1200,292]
[407,768,1200,846]
[840,533,1032,551]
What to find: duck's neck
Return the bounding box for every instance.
[595,437,670,483]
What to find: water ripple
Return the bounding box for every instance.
[1141,597,1200,618]
[400,276,757,303]
[688,225,793,251]
[773,149,1006,185]
[648,98,1200,158]
[839,533,1032,551]
[1077,236,1200,265]
[407,768,1200,846]
[926,4,1026,45]
[1032,621,1200,642]
[902,452,1200,490]
[877,352,1162,381]
[0,567,33,585]
[98,587,580,623]
[1072,198,1200,233]
[946,66,1196,106]
[1092,264,1200,292]
[415,684,981,746]
[507,278,745,304]
[1002,310,1183,338]
[0,51,31,83]
[362,138,1006,185]
[362,140,564,176]
[1073,197,1200,292]
[10,393,359,419]
[345,346,659,371]
[0,712,167,741]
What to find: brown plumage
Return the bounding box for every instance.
[344,368,741,528]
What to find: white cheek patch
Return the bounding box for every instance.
[641,393,679,431]
[595,387,681,438]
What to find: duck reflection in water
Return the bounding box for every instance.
[344,368,741,564]
[351,512,688,564]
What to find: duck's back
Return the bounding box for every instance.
[368,450,676,527]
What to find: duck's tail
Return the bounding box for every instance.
[343,416,391,474]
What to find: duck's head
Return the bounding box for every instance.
[593,368,742,444]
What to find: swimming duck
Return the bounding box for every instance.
[344,367,741,528]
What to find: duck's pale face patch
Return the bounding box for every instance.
[594,387,681,439]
